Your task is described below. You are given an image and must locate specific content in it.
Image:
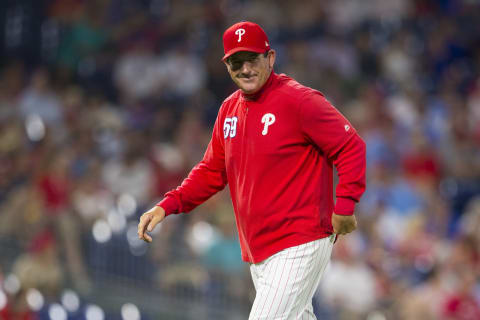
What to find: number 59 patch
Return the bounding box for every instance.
[224,116,238,138]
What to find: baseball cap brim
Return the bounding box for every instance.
[222,47,267,61]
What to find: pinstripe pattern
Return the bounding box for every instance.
[248,238,333,320]
[298,239,328,320]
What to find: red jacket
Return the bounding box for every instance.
[158,72,366,263]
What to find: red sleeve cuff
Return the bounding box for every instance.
[156,196,179,216]
[334,197,356,216]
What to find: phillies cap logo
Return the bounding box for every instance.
[235,28,245,42]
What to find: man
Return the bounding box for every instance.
[138,21,366,320]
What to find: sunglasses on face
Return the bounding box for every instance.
[226,51,269,71]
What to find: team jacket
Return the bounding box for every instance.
[158,72,366,263]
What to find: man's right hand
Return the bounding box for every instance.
[138,206,165,243]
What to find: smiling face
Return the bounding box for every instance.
[224,50,276,94]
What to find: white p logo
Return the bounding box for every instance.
[261,113,276,135]
[235,28,245,42]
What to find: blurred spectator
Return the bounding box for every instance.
[56,1,109,72]
[157,47,207,98]
[150,142,187,197]
[72,165,113,228]
[174,109,211,168]
[114,40,160,101]
[442,267,480,320]
[202,199,249,301]
[12,229,64,299]
[36,151,71,217]
[0,184,46,247]
[0,288,37,320]
[318,235,376,319]
[202,207,243,276]
[18,68,64,140]
[102,134,155,207]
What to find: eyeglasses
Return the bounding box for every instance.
[226,51,269,71]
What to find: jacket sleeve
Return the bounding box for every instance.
[299,92,366,216]
[157,113,228,215]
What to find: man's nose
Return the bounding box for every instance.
[239,61,253,73]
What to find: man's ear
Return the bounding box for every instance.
[268,50,276,68]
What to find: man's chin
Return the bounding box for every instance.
[239,82,260,94]
[241,86,259,94]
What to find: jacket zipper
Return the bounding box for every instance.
[242,99,249,149]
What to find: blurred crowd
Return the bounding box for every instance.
[1,0,480,319]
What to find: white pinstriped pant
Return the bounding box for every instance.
[248,236,334,320]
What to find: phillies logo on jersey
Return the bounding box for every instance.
[235,28,245,42]
[261,113,275,135]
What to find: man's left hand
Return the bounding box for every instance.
[331,213,357,235]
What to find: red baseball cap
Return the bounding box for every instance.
[222,21,271,61]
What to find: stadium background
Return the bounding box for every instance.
[0,0,479,319]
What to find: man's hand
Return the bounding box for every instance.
[138,206,165,243]
[331,213,357,235]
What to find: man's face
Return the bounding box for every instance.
[224,50,276,94]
